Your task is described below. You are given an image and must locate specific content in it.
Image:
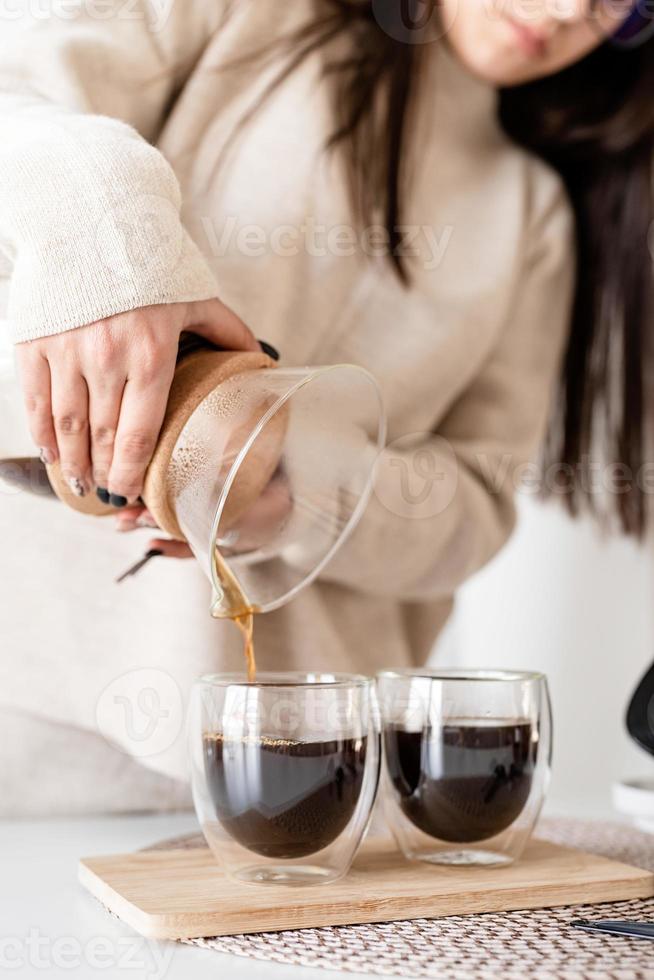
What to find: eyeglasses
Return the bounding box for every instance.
[611,0,654,48]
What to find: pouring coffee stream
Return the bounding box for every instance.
[211,545,258,682]
[116,541,258,679]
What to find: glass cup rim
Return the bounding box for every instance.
[377,668,546,683]
[196,671,373,690]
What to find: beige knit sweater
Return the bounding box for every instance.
[0,1,573,811]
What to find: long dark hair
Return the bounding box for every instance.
[500,42,654,536]
[227,0,654,535]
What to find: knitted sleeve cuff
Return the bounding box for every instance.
[0,106,218,343]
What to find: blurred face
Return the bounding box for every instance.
[439,0,636,85]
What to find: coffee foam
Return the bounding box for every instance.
[203,732,300,748]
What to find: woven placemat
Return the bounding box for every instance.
[146,818,654,979]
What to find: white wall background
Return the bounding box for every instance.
[434,495,654,818]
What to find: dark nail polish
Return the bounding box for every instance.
[96,487,110,504]
[258,340,280,362]
[110,494,128,508]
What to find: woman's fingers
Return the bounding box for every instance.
[15,346,58,464]
[50,366,91,497]
[88,377,124,492]
[115,506,158,532]
[189,298,260,353]
[107,364,175,505]
[114,508,192,559]
[16,300,259,508]
[147,537,193,559]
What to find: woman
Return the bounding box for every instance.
[0,0,650,812]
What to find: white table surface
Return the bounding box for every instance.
[0,813,374,980]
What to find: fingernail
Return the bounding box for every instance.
[258,340,280,361]
[39,448,55,465]
[96,487,110,504]
[110,494,128,508]
[67,476,86,498]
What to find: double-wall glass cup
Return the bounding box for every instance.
[378,670,552,866]
[189,673,381,884]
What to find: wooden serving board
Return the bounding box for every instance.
[79,836,654,941]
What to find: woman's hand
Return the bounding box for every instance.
[16,299,259,504]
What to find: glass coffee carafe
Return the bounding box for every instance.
[39,337,386,620]
[168,357,386,619]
